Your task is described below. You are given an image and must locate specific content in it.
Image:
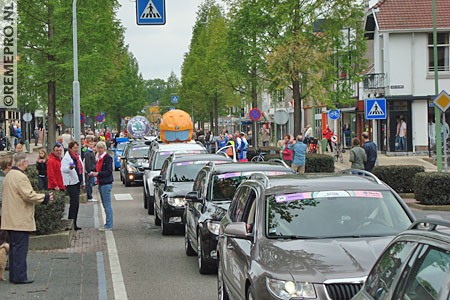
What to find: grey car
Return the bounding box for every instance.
[217,172,415,300]
[352,218,450,300]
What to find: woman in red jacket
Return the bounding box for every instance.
[322,125,334,152]
[47,144,65,191]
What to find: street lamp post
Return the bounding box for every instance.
[73,0,81,151]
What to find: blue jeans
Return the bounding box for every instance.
[99,184,113,229]
[86,175,96,200]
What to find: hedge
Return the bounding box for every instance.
[26,166,67,235]
[372,165,425,193]
[414,172,450,205]
[305,154,334,173]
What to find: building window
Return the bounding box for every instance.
[428,33,449,72]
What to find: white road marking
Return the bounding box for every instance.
[99,202,128,299]
[114,193,134,201]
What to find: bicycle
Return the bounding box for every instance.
[307,138,319,154]
[251,149,267,162]
[333,141,345,163]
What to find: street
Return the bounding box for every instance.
[103,171,216,299]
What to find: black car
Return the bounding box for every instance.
[184,163,293,274]
[353,218,450,300]
[153,153,232,235]
[119,141,150,187]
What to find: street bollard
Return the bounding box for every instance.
[25,140,30,153]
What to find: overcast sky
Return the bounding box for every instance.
[117,0,207,81]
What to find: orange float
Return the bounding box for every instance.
[159,109,193,143]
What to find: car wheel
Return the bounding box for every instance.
[185,223,196,256]
[125,177,131,187]
[147,195,155,215]
[161,209,171,235]
[154,201,161,226]
[246,285,256,300]
[143,189,148,209]
[197,232,210,274]
[217,258,229,300]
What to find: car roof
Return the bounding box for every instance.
[257,173,391,195]
[209,163,292,174]
[171,153,231,162]
[154,142,206,151]
[397,218,450,245]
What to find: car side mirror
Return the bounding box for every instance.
[224,222,254,242]
[185,191,202,203]
[153,175,164,184]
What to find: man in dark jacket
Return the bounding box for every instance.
[362,132,378,172]
[84,141,97,202]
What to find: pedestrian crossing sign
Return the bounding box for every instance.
[365,98,386,120]
[136,0,166,25]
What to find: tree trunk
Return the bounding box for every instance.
[116,111,121,132]
[214,93,219,136]
[293,79,302,137]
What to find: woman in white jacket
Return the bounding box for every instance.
[61,141,85,230]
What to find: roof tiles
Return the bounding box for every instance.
[372,0,450,31]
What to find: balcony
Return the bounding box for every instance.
[363,73,386,91]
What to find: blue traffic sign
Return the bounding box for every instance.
[328,109,340,120]
[365,98,387,120]
[136,0,166,25]
[171,95,179,104]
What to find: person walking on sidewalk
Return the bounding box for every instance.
[8,121,17,152]
[83,141,97,202]
[349,138,367,170]
[35,149,48,190]
[1,153,52,284]
[61,141,84,231]
[47,144,65,191]
[91,141,114,231]
[362,132,377,172]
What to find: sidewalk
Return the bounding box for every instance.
[0,194,111,299]
[332,148,438,172]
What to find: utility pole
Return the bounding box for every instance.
[73,0,81,152]
[432,0,442,171]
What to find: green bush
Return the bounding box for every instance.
[305,154,334,173]
[414,172,450,205]
[35,191,66,235]
[372,165,425,193]
[26,165,67,235]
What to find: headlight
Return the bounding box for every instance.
[206,221,220,235]
[127,166,137,172]
[266,277,316,299]
[167,197,186,207]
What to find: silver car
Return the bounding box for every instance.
[217,173,415,300]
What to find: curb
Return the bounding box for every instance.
[29,219,74,250]
[406,202,450,212]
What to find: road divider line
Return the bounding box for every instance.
[100,201,128,300]
[96,252,107,300]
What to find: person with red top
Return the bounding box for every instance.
[47,144,65,191]
[281,134,293,166]
[322,124,334,152]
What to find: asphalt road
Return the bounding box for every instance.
[110,172,216,300]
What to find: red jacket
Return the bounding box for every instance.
[323,128,333,140]
[47,153,65,190]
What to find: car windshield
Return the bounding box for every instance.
[170,161,227,182]
[154,150,206,170]
[211,171,290,201]
[117,143,127,151]
[129,146,149,158]
[266,190,412,239]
